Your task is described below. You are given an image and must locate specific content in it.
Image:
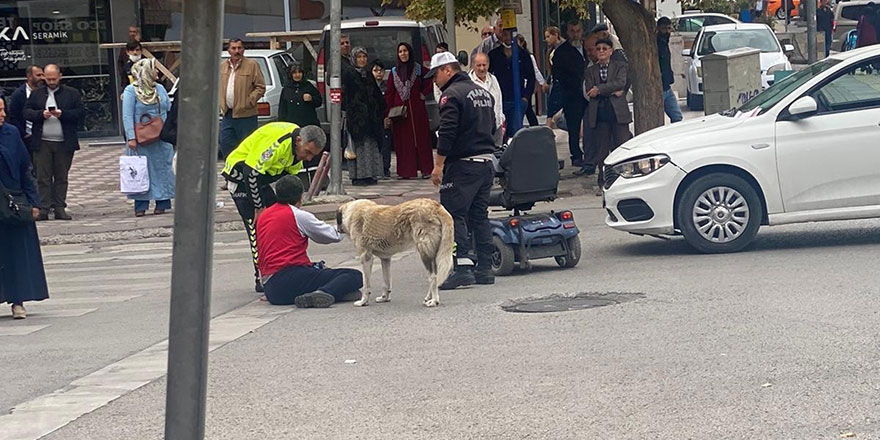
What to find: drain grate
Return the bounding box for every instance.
[501,292,645,313]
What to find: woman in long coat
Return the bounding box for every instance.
[0,98,49,319]
[343,47,385,186]
[278,63,322,127]
[123,58,175,216]
[384,42,434,179]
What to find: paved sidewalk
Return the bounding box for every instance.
[37,130,597,243]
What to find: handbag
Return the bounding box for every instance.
[134,99,164,145]
[120,155,150,194]
[0,182,34,225]
[388,105,407,120]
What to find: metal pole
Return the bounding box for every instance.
[445,0,456,53]
[327,0,344,195]
[508,18,523,135]
[164,0,223,438]
[805,0,817,63]
[283,0,292,50]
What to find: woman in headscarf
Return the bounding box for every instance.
[0,97,49,319]
[278,63,322,127]
[383,42,434,179]
[342,47,384,186]
[122,58,175,216]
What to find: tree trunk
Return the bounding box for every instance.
[602,0,665,135]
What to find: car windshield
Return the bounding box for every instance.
[697,29,780,55]
[222,56,272,87]
[327,27,422,70]
[736,58,842,114]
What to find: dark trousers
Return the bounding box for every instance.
[229,182,276,281]
[524,101,539,127]
[439,160,494,268]
[34,140,74,210]
[264,265,363,305]
[547,81,563,119]
[582,116,598,169]
[562,97,586,162]
[595,121,632,180]
[219,113,258,159]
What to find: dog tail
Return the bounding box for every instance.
[436,211,455,284]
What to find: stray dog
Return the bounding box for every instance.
[336,199,454,307]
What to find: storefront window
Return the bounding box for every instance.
[0,0,115,137]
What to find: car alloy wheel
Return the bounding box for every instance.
[677,173,762,253]
[692,186,749,243]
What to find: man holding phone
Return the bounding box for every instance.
[23,64,85,221]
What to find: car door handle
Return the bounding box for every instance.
[751,143,770,150]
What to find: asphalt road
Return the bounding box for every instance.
[6,194,880,439]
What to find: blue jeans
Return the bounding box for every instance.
[824,29,832,57]
[135,199,171,213]
[219,113,258,159]
[663,88,683,123]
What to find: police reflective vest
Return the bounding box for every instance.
[222,122,304,178]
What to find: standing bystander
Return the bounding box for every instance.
[817,0,834,57]
[488,29,536,140]
[23,64,85,221]
[7,65,44,150]
[469,52,505,147]
[219,39,266,159]
[657,17,683,123]
[553,20,588,171]
[585,39,632,188]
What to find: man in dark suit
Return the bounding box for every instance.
[7,65,44,149]
[551,20,587,171]
[585,38,632,186]
[23,64,85,221]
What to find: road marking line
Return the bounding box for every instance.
[0,300,288,440]
[0,325,51,336]
[40,295,142,306]
[24,308,98,318]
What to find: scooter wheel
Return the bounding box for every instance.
[491,236,516,276]
[555,237,581,268]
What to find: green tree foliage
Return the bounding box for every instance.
[387,0,592,25]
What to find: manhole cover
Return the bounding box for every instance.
[501,292,645,313]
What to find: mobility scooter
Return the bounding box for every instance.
[486,126,581,275]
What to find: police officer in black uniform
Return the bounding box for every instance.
[425,52,498,290]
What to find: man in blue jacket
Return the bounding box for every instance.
[488,28,536,141]
[7,65,44,150]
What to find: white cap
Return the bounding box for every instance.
[425,51,459,78]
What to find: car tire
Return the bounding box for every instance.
[491,235,516,276]
[555,237,582,268]
[676,173,762,254]
[775,8,786,19]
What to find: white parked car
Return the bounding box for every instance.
[602,46,880,253]
[684,23,793,111]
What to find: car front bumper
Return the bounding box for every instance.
[603,163,687,235]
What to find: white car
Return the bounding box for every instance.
[684,23,793,111]
[602,46,880,253]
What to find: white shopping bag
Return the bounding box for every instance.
[120,155,150,194]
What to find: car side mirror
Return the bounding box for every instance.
[783,44,795,53]
[457,50,469,67]
[682,48,692,57]
[788,96,818,118]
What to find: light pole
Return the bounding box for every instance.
[327,0,344,195]
[164,0,223,439]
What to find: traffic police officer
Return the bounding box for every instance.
[425,52,498,290]
[222,122,326,292]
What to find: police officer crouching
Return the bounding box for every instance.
[425,52,498,290]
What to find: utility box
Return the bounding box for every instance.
[701,47,762,115]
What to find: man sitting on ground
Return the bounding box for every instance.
[256,175,363,308]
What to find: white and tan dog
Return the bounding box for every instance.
[336,199,454,307]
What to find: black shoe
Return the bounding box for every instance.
[474,270,495,285]
[36,209,49,221]
[340,289,363,302]
[53,207,72,221]
[294,291,335,308]
[255,279,264,293]
[439,268,476,290]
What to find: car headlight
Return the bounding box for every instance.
[611,155,670,179]
[766,63,787,74]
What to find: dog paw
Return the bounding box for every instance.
[423,299,440,307]
[353,299,369,307]
[375,295,390,303]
